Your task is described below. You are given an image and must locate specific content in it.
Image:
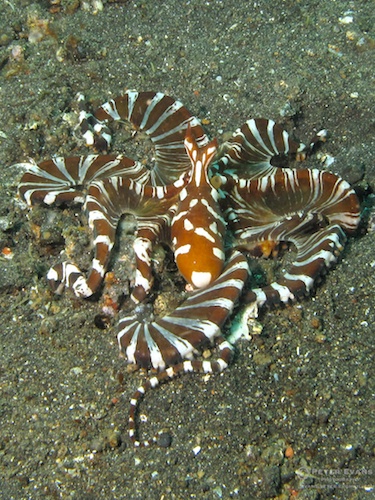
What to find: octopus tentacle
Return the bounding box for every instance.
[118,250,248,370]
[216,118,305,179]
[215,118,327,181]
[244,224,348,306]
[79,91,209,185]
[18,154,149,207]
[118,251,249,446]
[131,215,175,304]
[224,168,360,306]
[48,175,186,298]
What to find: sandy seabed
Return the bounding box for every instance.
[0,1,374,498]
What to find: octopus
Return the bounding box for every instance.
[17,91,360,446]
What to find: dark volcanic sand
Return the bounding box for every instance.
[0,1,374,498]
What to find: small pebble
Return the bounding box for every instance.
[285,446,294,459]
[156,431,172,448]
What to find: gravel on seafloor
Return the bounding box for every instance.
[0,1,374,499]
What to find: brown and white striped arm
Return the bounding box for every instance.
[18,154,149,207]
[215,118,327,181]
[223,168,360,306]
[46,175,187,299]
[118,251,249,446]
[78,91,209,185]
